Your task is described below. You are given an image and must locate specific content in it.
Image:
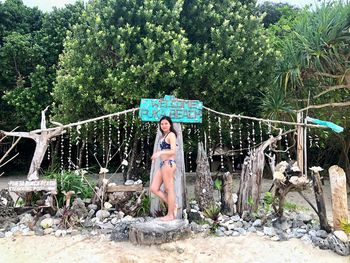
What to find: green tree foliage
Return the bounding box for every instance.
[265,1,350,184]
[179,0,276,115]
[53,0,190,123]
[0,1,83,130]
[256,1,299,28]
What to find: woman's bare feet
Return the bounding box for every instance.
[160,215,175,221]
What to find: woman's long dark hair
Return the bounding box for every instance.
[159,116,177,137]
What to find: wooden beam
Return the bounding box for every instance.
[107,184,143,192]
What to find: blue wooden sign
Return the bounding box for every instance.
[139,95,203,123]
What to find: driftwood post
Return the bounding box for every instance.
[195,142,214,210]
[1,107,64,180]
[328,165,348,229]
[221,172,234,216]
[237,130,283,215]
[296,112,304,175]
[309,166,331,232]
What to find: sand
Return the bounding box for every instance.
[0,234,348,263]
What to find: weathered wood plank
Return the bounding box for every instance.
[8,180,57,193]
[106,184,143,192]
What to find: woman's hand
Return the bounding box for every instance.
[151,151,161,161]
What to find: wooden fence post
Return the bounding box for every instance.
[328,165,348,229]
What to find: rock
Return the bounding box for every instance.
[19,214,34,226]
[71,198,88,218]
[311,236,329,250]
[271,236,280,241]
[5,231,13,238]
[327,234,350,256]
[188,210,202,222]
[231,215,240,222]
[176,246,185,254]
[88,204,98,211]
[124,180,134,186]
[252,219,262,227]
[232,231,240,237]
[296,213,312,223]
[0,232,5,238]
[301,235,312,244]
[96,210,110,221]
[129,219,191,245]
[104,202,113,210]
[40,218,54,229]
[159,243,176,252]
[215,229,225,236]
[224,230,233,236]
[334,230,349,243]
[263,227,276,237]
[316,229,328,239]
[247,226,257,233]
[44,228,54,235]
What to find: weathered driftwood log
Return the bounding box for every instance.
[129,219,191,245]
[237,130,283,215]
[309,166,331,232]
[328,165,348,229]
[195,142,214,210]
[91,174,108,208]
[1,107,64,181]
[271,161,310,216]
[221,172,234,216]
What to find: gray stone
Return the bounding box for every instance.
[88,204,98,210]
[232,231,240,237]
[327,234,350,256]
[223,230,232,236]
[252,219,262,227]
[129,219,191,245]
[0,232,4,238]
[248,226,257,233]
[96,210,110,221]
[301,235,312,244]
[233,221,243,229]
[316,229,328,239]
[44,228,54,235]
[71,198,88,218]
[231,215,240,222]
[296,213,312,223]
[236,228,246,235]
[215,229,225,237]
[308,229,317,237]
[263,227,276,237]
[311,236,329,250]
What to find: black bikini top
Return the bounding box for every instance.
[160,133,171,150]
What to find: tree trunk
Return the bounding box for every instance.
[28,139,49,180]
[221,172,234,216]
[195,142,214,210]
[328,165,348,229]
[310,169,331,232]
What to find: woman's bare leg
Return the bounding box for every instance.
[150,169,168,204]
[160,165,176,221]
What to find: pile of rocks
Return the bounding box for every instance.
[0,197,348,257]
[188,200,350,256]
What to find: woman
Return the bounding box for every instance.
[150,116,177,221]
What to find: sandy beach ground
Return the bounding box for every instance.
[0,173,349,263]
[0,234,348,263]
